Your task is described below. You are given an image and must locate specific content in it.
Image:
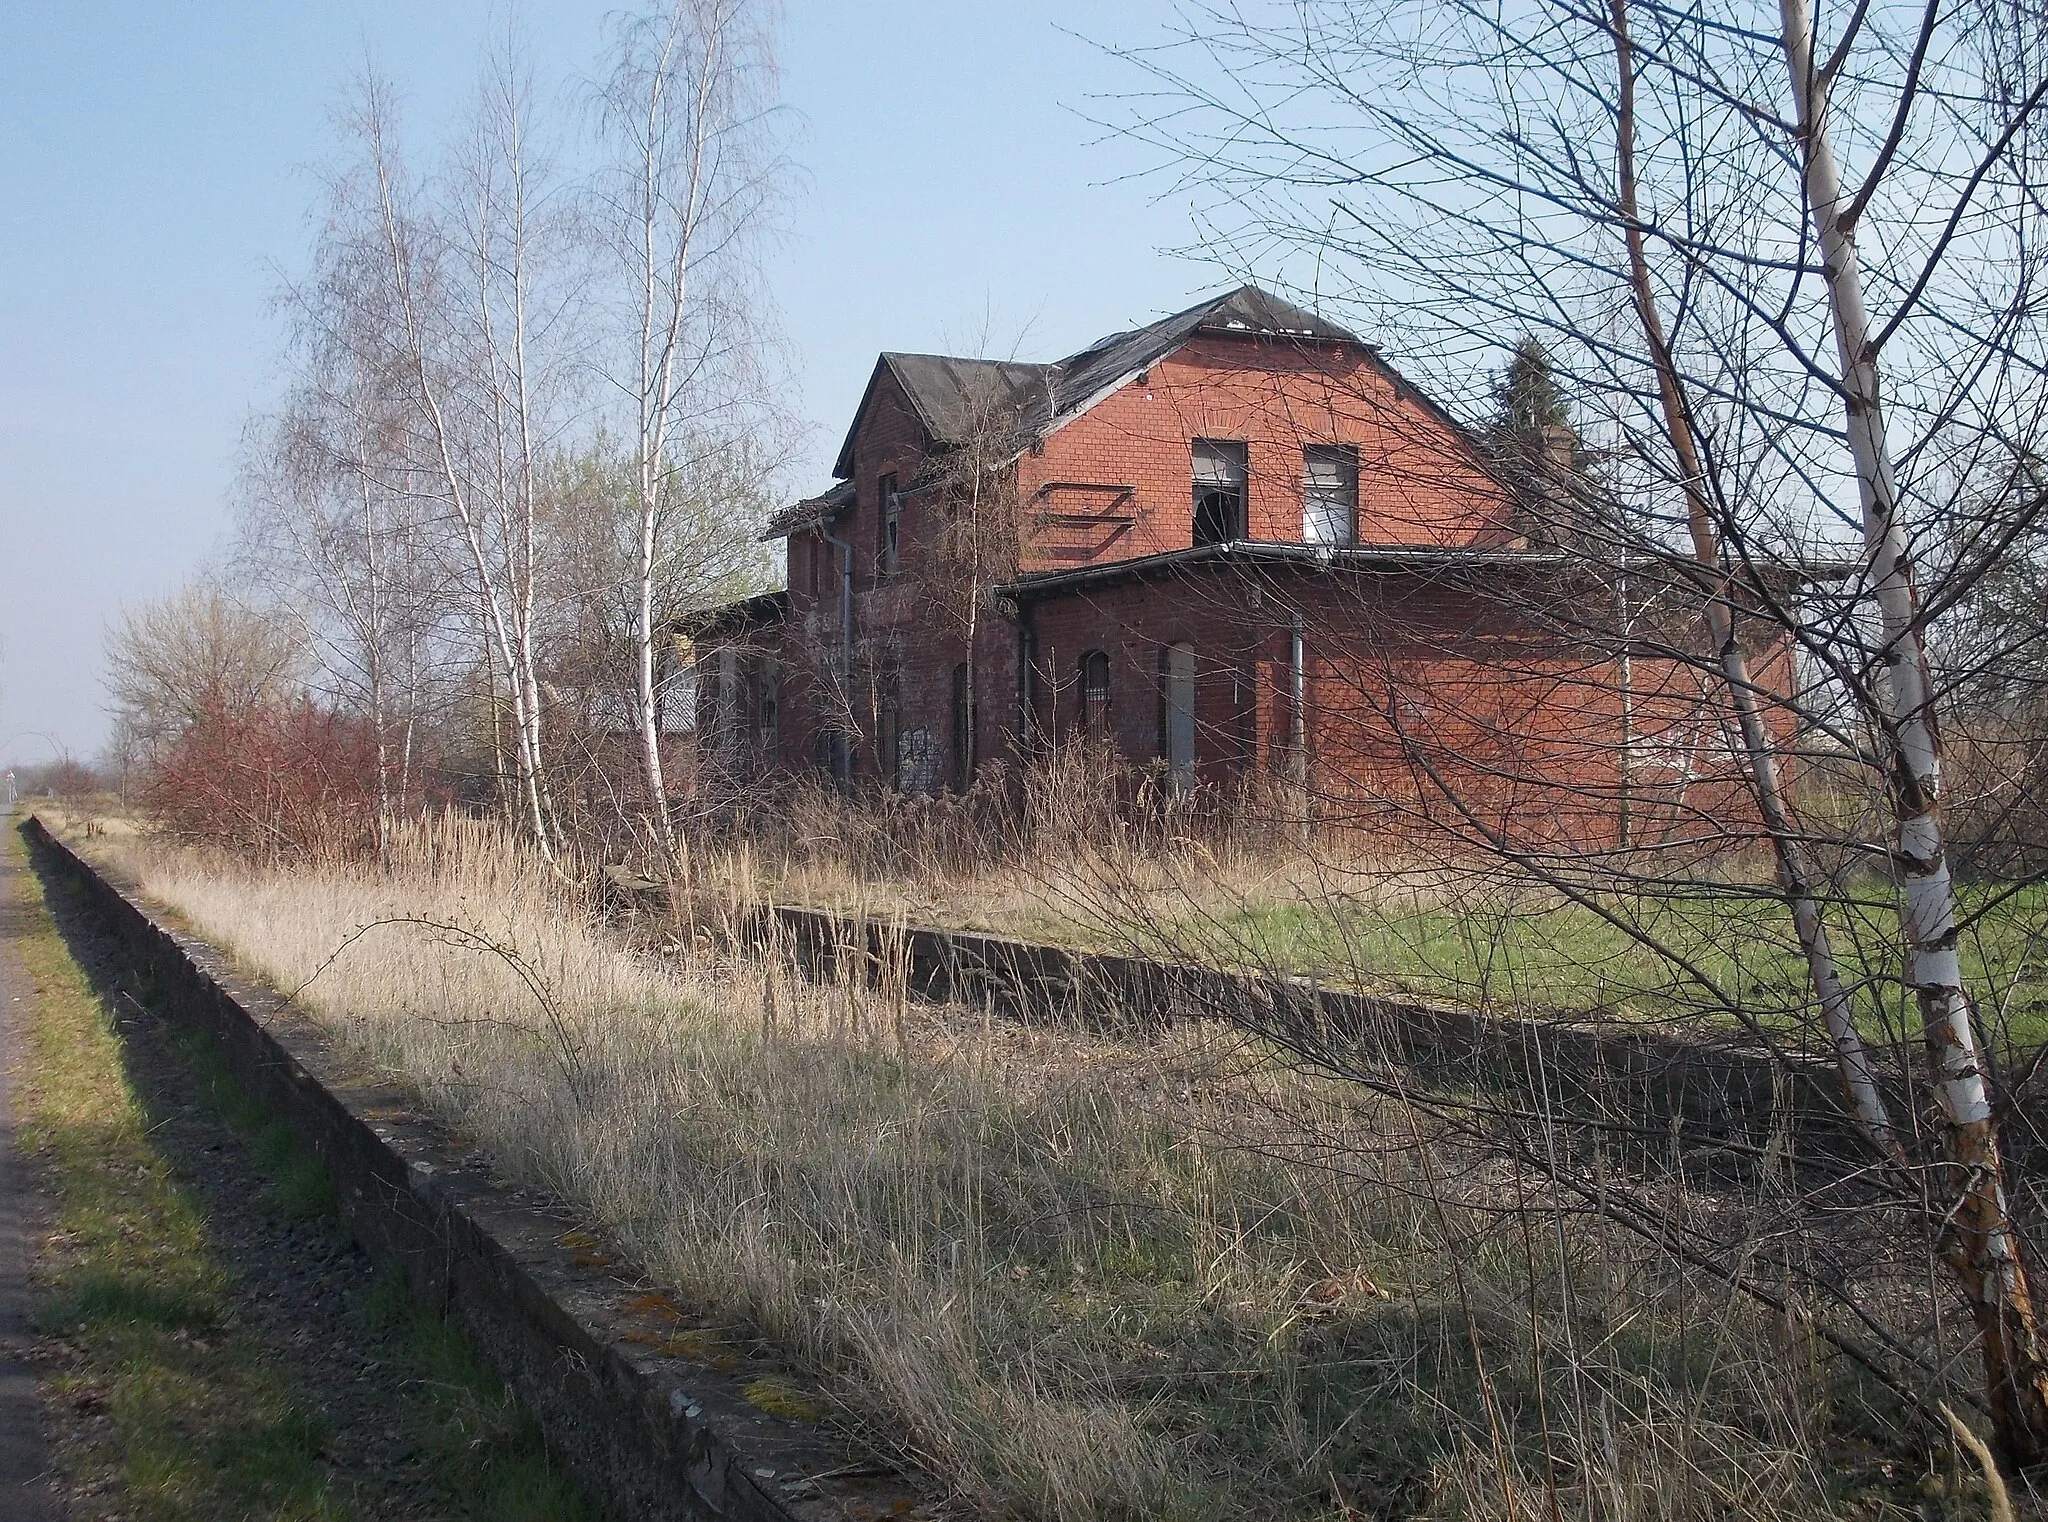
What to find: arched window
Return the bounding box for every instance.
[1079,650,1111,740]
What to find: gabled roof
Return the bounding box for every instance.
[829,354,1055,480]
[1048,285,1359,423]
[774,285,1462,540]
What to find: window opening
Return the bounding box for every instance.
[876,680,901,798]
[1080,650,1111,740]
[878,471,901,574]
[755,658,778,752]
[715,647,742,752]
[1304,444,1359,546]
[1192,440,1247,546]
[951,662,977,790]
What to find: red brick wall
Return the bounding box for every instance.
[773,364,1023,784]
[1022,563,1793,850]
[1017,336,1513,571]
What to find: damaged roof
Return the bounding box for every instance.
[760,477,855,540]
[838,286,1363,479]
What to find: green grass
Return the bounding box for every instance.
[9,826,602,1521]
[359,1271,603,1522]
[984,876,2048,1052]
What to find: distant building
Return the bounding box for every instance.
[689,286,1802,847]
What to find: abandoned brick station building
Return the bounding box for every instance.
[690,286,1792,845]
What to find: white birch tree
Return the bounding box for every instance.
[594,0,785,862]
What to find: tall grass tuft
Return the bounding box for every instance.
[106,813,1954,1520]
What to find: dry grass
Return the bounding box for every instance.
[85,812,1981,1521]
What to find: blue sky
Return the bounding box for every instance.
[0,2,1228,765]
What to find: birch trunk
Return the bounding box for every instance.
[358,467,392,865]
[365,106,555,858]
[622,5,724,864]
[1779,0,2048,1463]
[1608,0,1901,1161]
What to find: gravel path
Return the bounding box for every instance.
[0,809,57,1516]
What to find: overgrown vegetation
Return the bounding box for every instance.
[74,811,2017,1520]
[704,773,2048,1054]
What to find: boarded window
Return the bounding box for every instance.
[1303,445,1358,546]
[1192,440,1247,547]
[1079,650,1111,740]
[1159,642,1196,790]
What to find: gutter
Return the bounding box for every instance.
[1000,540,1863,605]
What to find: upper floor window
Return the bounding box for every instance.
[1192,440,1247,547]
[1303,445,1359,546]
[878,471,902,574]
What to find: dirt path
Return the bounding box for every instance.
[0,807,56,1515]
[5,816,600,1520]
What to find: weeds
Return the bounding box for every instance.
[90,811,2000,1520]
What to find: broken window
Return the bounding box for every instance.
[1080,650,1111,740]
[898,727,936,794]
[1303,444,1358,546]
[1192,440,1247,546]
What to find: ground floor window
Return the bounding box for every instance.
[754,658,778,754]
[898,727,937,793]
[878,695,900,788]
[1080,649,1111,739]
[1159,642,1196,790]
[951,662,977,790]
